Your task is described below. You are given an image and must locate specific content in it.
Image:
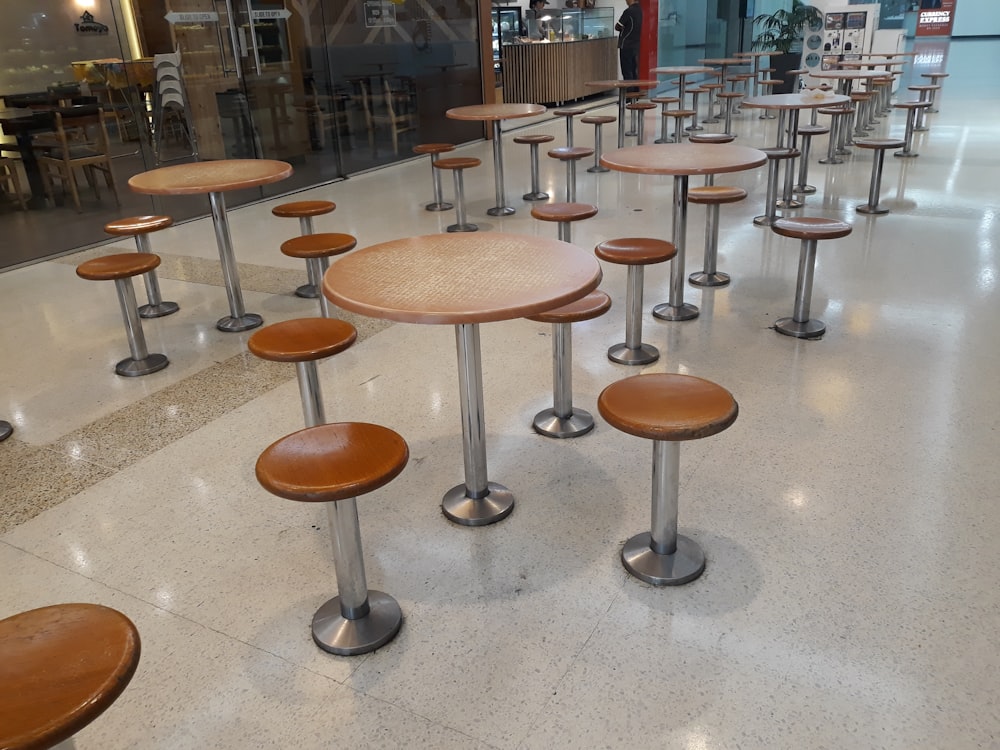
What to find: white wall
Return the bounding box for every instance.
[951,0,1000,37]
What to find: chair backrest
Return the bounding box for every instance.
[51,107,111,159]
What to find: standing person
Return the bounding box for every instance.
[527,0,551,40]
[616,0,642,82]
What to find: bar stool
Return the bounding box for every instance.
[104,215,179,318]
[272,200,337,298]
[665,109,695,144]
[771,216,852,339]
[581,115,615,173]
[791,123,828,195]
[595,237,676,366]
[893,101,932,158]
[76,253,169,377]
[513,134,556,200]
[553,108,586,147]
[625,100,657,144]
[412,143,455,211]
[0,603,140,750]
[717,92,743,136]
[248,317,357,426]
[548,146,594,202]
[688,185,747,287]
[817,105,853,165]
[753,147,799,227]
[527,289,611,438]
[786,68,808,94]
[434,156,480,232]
[280,233,357,317]
[850,91,875,139]
[651,96,681,143]
[729,74,753,110]
[256,422,409,655]
[700,83,723,123]
[531,202,598,244]
[854,138,906,215]
[684,88,705,132]
[757,80,782,118]
[907,85,939,131]
[598,373,738,585]
[920,72,949,112]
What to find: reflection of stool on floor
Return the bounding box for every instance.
[412,143,455,211]
[527,289,611,439]
[854,138,905,215]
[256,422,409,655]
[513,134,555,201]
[0,603,140,750]
[531,202,597,243]
[595,237,676,366]
[76,253,169,377]
[581,115,615,173]
[281,233,357,317]
[272,200,337,298]
[598,373,738,585]
[688,185,747,287]
[548,146,594,202]
[434,157,481,232]
[104,214,179,318]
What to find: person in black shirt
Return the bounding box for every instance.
[616,0,642,82]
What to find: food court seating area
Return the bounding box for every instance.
[0,39,997,748]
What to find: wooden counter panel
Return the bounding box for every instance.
[503,39,616,104]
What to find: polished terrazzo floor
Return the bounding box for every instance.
[1,38,998,749]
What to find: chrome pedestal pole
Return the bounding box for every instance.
[486,121,515,216]
[134,233,179,318]
[653,175,699,321]
[533,321,594,439]
[609,265,658,365]
[209,191,262,332]
[113,276,169,377]
[775,237,825,339]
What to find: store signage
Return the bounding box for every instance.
[75,11,109,34]
[916,0,956,37]
[364,0,397,27]
[164,11,220,25]
[252,9,292,20]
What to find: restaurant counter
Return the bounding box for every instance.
[502,38,616,105]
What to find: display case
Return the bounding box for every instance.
[492,7,523,61]
[525,7,613,42]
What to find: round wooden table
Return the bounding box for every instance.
[698,58,746,115]
[808,69,886,95]
[584,80,659,147]
[652,67,716,131]
[446,103,546,217]
[323,231,602,526]
[601,144,766,321]
[733,51,778,96]
[128,159,293,332]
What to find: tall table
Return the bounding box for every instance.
[584,80,659,148]
[323,232,601,526]
[128,159,292,332]
[0,107,54,208]
[652,67,716,131]
[601,144,766,321]
[445,103,546,216]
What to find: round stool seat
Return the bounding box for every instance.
[689,133,735,144]
[797,124,830,136]
[513,134,556,145]
[599,373,738,442]
[527,289,611,324]
[581,115,616,125]
[248,318,357,363]
[688,185,747,205]
[894,101,932,111]
[548,146,594,161]
[717,92,743,99]
[272,200,336,219]
[759,79,782,87]
[908,85,940,93]
[412,143,455,155]
[762,147,800,161]
[553,108,586,117]
[281,232,357,259]
[855,137,906,150]
[0,604,140,750]
[921,72,949,79]
[625,101,657,111]
[104,214,172,236]
[787,68,809,76]
[76,252,160,281]
[772,216,852,241]
[530,202,598,223]
[595,237,676,266]
[702,83,725,90]
[818,106,854,116]
[256,422,409,503]
[850,92,874,102]
[665,109,696,119]
[434,157,481,170]
[650,97,680,105]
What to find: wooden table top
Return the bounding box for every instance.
[839,59,906,68]
[698,58,745,65]
[734,51,778,57]
[652,66,716,76]
[585,80,659,90]
[740,93,850,110]
[128,159,293,195]
[446,103,546,121]
[601,143,767,176]
[322,232,602,325]
[809,70,888,80]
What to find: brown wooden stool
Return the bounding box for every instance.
[271,200,337,297]
[650,96,681,143]
[104,214,179,318]
[256,422,408,655]
[753,147,799,227]
[412,143,456,211]
[920,72,949,112]
[527,289,611,438]
[548,146,594,202]
[854,137,906,215]
[76,253,169,377]
[280,233,357,316]
[531,202,598,244]
[717,92,743,136]
[0,603,140,750]
[553,108,586,146]
[248,317,357,426]
[850,91,876,140]
[907,85,940,131]
[792,123,829,195]
[893,101,932,158]
[581,115,616,172]
[433,157,481,232]
[513,134,556,200]
[598,373,738,585]
[771,216,852,338]
[595,237,676,366]
[688,185,747,287]
[625,100,657,144]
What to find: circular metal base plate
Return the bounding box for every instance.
[586,166,610,174]
[0,421,12,442]
[927,108,939,114]
[652,302,699,321]
[624,128,638,137]
[774,316,825,339]
[894,151,919,158]
[116,352,169,377]
[426,202,453,212]
[792,185,817,195]
[523,191,550,201]
[702,117,720,124]
[913,126,929,132]
[486,206,516,217]
[442,482,514,526]
[817,157,843,165]
[217,313,263,333]
[654,137,676,144]
[836,148,852,156]
[311,590,402,656]
[684,125,704,132]
[608,342,659,366]
[295,283,320,299]
[447,223,478,233]
[752,214,776,227]
[621,532,705,586]
[138,301,180,319]
[856,203,889,215]
[688,271,730,288]
[776,198,803,209]
[532,408,595,439]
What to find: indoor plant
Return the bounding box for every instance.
[751,0,823,93]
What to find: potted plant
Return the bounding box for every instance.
[752,0,823,93]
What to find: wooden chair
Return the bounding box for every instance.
[361,78,415,155]
[37,107,119,212]
[0,157,26,210]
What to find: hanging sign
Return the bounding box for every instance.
[916,0,957,37]
[164,11,220,25]
[252,9,292,20]
[364,0,397,27]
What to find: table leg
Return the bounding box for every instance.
[208,191,263,332]
[653,175,698,322]
[16,133,48,210]
[617,89,627,148]
[441,322,514,526]
[486,120,515,217]
[777,109,803,210]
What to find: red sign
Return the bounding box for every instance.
[916,0,957,37]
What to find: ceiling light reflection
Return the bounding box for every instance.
[977,267,996,294]
[784,487,808,508]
